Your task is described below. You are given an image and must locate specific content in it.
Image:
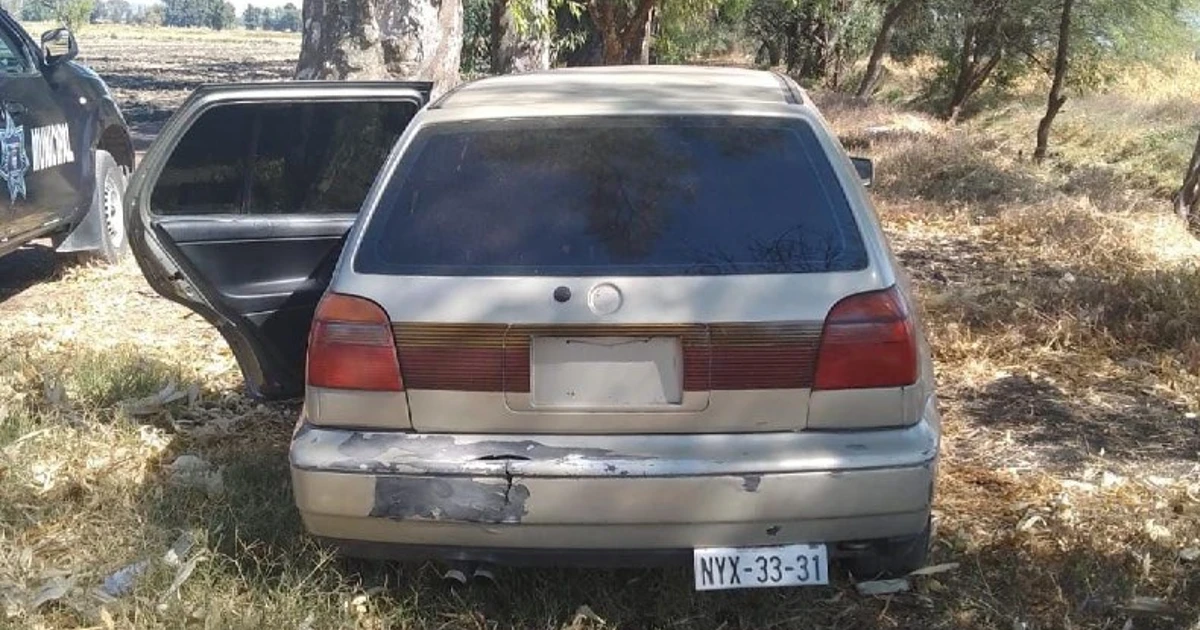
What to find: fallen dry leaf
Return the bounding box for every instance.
[856,578,910,596]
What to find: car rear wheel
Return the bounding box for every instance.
[92,150,127,263]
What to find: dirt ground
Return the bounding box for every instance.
[2,26,1200,630]
[71,26,300,151]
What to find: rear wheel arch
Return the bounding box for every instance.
[96,124,134,173]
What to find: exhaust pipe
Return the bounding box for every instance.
[440,562,498,586]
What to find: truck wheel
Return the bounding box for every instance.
[92,150,127,263]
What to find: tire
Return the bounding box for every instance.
[91,150,127,264]
[840,520,932,580]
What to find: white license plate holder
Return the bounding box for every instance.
[693,543,829,591]
[530,336,682,408]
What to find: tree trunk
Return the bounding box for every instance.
[1174,131,1200,227]
[588,0,655,65]
[296,0,462,96]
[856,0,916,100]
[1034,0,1072,163]
[823,0,861,88]
[784,16,801,72]
[491,0,550,74]
[799,12,829,80]
[945,26,977,123]
[756,41,781,66]
[945,26,1002,124]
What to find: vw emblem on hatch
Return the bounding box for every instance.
[587,283,622,316]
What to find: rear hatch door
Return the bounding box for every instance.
[125,82,428,398]
[342,113,887,433]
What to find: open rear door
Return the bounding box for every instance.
[126,82,428,399]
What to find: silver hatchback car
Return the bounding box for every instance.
[128,66,939,590]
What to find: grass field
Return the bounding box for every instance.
[3,25,1200,630]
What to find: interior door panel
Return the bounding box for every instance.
[153,214,353,385]
[155,215,353,314]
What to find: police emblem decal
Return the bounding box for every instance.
[0,109,29,203]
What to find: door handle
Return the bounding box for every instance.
[2,101,27,115]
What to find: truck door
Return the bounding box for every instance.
[0,17,86,242]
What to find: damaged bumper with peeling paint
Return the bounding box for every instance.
[289,412,939,564]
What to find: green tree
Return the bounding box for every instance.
[655,0,750,64]
[586,0,657,64]
[132,2,165,24]
[1,0,25,18]
[743,0,878,83]
[1033,0,1199,158]
[242,3,261,28]
[277,1,299,30]
[745,0,790,66]
[491,0,552,72]
[928,0,1051,122]
[33,0,97,30]
[460,0,492,73]
[856,0,920,99]
[163,0,206,26]
[206,0,234,28]
[19,0,52,19]
[91,0,132,22]
[110,0,131,21]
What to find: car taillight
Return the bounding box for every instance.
[814,287,917,390]
[307,293,403,391]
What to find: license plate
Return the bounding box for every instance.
[530,336,683,408]
[693,543,829,591]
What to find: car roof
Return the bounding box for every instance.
[432,66,806,111]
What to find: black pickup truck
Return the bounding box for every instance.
[0,11,133,263]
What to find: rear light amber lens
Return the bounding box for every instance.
[813,287,917,390]
[307,293,403,391]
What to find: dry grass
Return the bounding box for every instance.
[966,58,1200,199]
[3,30,1200,629]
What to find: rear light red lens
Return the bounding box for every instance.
[814,287,917,390]
[307,293,403,391]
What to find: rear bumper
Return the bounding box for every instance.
[290,415,939,561]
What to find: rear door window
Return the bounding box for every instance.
[355,115,868,276]
[151,100,418,215]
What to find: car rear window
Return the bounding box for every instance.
[354,115,868,276]
[151,100,417,216]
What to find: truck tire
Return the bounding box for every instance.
[91,150,127,264]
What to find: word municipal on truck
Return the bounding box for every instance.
[30,123,75,172]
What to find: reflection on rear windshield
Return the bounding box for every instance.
[355,116,868,276]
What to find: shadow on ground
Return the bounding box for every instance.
[959,374,1197,469]
[0,243,78,308]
